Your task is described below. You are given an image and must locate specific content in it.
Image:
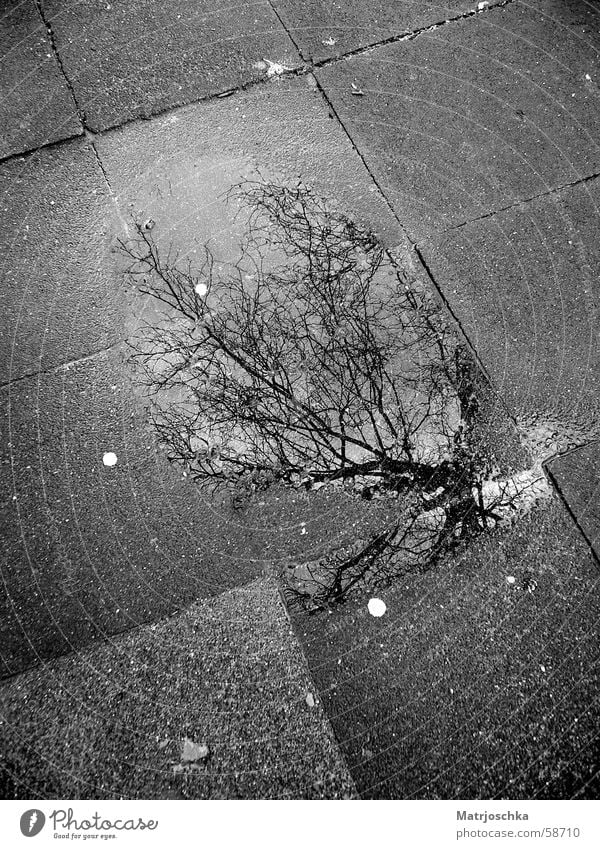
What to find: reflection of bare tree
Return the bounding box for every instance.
[120,181,544,610]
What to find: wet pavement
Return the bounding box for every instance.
[1,0,599,798]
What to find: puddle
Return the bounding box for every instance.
[121,179,562,610]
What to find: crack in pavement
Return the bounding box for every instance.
[546,462,600,568]
[34,0,86,130]
[5,0,516,168]
[0,341,126,392]
[439,171,600,234]
[312,0,516,70]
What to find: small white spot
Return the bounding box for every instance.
[585,73,592,81]
[102,452,118,467]
[263,58,292,78]
[368,597,387,617]
[322,37,336,46]
[194,282,208,298]
[506,576,516,585]
[540,664,546,672]
[477,1,489,8]
[305,692,315,707]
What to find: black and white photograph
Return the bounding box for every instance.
[0,0,599,842]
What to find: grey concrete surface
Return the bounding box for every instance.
[1,0,600,801]
[0,78,408,678]
[0,349,269,675]
[417,178,600,418]
[95,76,404,255]
[0,138,122,382]
[0,577,356,799]
[315,0,600,241]
[41,0,302,132]
[291,500,600,798]
[0,0,81,158]
[272,0,508,62]
[549,442,600,558]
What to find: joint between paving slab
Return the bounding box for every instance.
[0,573,273,684]
[0,341,126,392]
[443,170,600,233]
[413,242,502,391]
[311,0,516,70]
[545,463,600,570]
[266,0,416,244]
[34,0,87,131]
[275,582,359,796]
[3,0,516,170]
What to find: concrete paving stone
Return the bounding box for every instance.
[41,0,302,133]
[0,349,272,675]
[0,0,81,159]
[0,577,357,799]
[548,442,600,558]
[315,0,600,241]
[0,75,412,672]
[0,342,412,676]
[95,75,404,255]
[272,0,506,62]
[0,137,123,383]
[290,499,600,798]
[416,179,600,419]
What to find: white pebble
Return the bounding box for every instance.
[368,597,387,617]
[194,282,208,298]
[506,576,516,585]
[102,452,118,467]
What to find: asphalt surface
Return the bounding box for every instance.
[1,0,600,798]
[0,1,80,158]
[291,500,600,799]
[42,0,300,131]
[272,0,510,62]
[0,577,356,799]
[1,138,120,381]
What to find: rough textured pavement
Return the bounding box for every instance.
[1,0,600,798]
[0,577,356,799]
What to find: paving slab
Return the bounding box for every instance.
[0,0,81,159]
[315,0,600,241]
[0,341,412,675]
[0,76,412,677]
[416,179,600,420]
[0,349,271,676]
[0,138,123,383]
[41,0,301,132]
[272,0,507,62]
[0,577,356,799]
[95,75,404,255]
[548,442,600,558]
[290,499,600,798]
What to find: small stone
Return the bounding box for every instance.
[194,282,208,298]
[143,218,155,231]
[506,576,516,585]
[306,692,316,708]
[181,737,210,763]
[102,452,118,467]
